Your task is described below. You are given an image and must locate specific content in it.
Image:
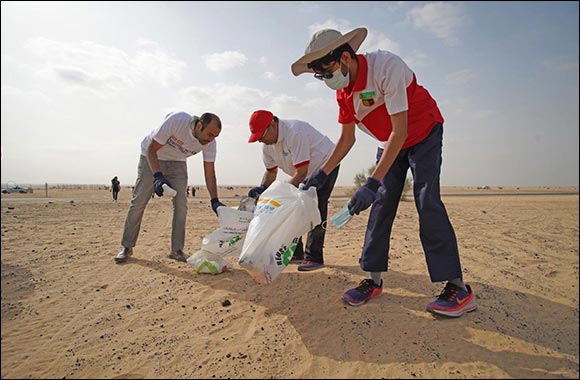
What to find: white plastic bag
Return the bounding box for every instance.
[215,206,254,236]
[201,229,246,257]
[187,198,256,274]
[238,180,321,284]
[186,249,232,274]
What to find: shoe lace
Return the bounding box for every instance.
[437,283,459,302]
[355,279,378,294]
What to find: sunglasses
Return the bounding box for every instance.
[313,69,334,81]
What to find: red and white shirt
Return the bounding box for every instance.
[140,112,217,162]
[337,51,444,149]
[262,119,334,177]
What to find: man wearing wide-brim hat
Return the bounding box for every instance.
[293,27,477,318]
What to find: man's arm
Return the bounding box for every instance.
[261,170,278,187]
[203,161,219,199]
[369,111,408,181]
[146,139,165,173]
[289,165,309,187]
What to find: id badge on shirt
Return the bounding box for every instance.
[359,91,376,107]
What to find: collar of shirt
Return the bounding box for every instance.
[274,119,288,146]
[339,54,368,97]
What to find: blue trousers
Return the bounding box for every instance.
[360,124,463,282]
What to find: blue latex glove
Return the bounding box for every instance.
[248,184,267,199]
[153,171,172,197]
[211,198,226,215]
[347,177,381,215]
[302,168,328,190]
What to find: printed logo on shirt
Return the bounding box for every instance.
[167,136,193,155]
[360,91,376,107]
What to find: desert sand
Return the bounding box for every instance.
[1,187,578,379]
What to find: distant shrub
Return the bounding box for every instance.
[348,164,413,200]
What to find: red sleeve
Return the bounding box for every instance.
[293,160,310,169]
[337,91,355,124]
[266,166,278,172]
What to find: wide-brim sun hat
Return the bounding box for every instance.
[291,27,368,76]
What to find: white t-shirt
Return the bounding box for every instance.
[140,112,217,162]
[262,119,334,177]
[356,51,413,149]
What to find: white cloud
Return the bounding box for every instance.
[263,71,278,81]
[1,84,51,103]
[445,69,475,89]
[308,19,352,35]
[304,82,324,92]
[132,39,186,86]
[361,31,400,54]
[1,54,15,66]
[177,82,268,115]
[407,2,467,45]
[23,37,186,96]
[258,56,268,65]
[402,49,429,68]
[203,51,247,72]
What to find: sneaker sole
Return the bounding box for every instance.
[341,293,381,306]
[297,264,324,272]
[427,300,478,317]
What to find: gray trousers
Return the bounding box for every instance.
[121,155,188,252]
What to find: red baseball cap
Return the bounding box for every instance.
[248,110,274,143]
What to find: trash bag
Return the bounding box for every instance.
[238,180,321,284]
[187,249,232,274]
[201,229,247,257]
[199,203,254,257]
[187,197,255,274]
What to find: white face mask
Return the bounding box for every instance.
[323,61,350,90]
[329,203,353,229]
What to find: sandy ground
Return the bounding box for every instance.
[1,187,578,379]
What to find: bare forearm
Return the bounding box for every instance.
[289,166,308,187]
[261,171,277,187]
[204,161,219,199]
[146,145,162,174]
[370,132,406,180]
[205,173,218,199]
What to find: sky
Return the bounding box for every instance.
[1,1,579,188]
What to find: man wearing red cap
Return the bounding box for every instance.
[247,110,339,271]
[291,28,477,317]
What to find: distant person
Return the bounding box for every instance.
[293,27,476,317]
[247,110,339,271]
[114,112,226,264]
[191,187,196,197]
[111,176,121,202]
